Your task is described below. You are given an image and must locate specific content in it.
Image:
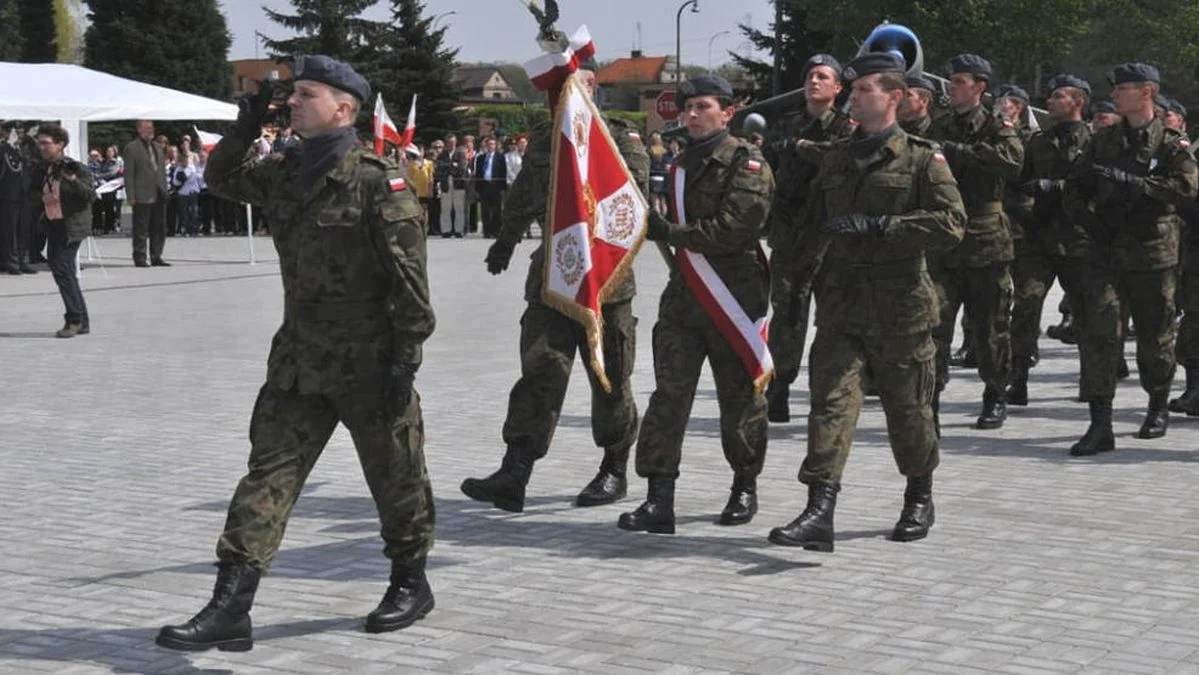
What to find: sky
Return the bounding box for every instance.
[223,0,775,69]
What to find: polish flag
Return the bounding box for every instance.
[399,95,417,148]
[373,95,404,156]
[193,126,223,152]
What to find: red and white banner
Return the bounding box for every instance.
[523,25,595,92]
[540,72,649,392]
[373,95,403,156]
[194,126,222,152]
[399,95,417,148]
[670,163,774,391]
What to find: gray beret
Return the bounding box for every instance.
[1046,74,1091,97]
[946,54,992,80]
[293,55,372,103]
[801,54,842,81]
[677,74,734,106]
[1108,62,1160,86]
[841,53,905,81]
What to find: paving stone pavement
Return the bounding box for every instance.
[2,234,1199,674]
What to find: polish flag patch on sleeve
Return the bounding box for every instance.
[745,159,762,172]
[388,176,407,192]
[628,131,642,143]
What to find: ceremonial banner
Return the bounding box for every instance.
[538,72,649,392]
[670,163,774,392]
[193,127,222,152]
[524,25,595,92]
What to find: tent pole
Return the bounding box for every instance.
[246,203,256,265]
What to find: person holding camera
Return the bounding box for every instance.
[31,124,95,338]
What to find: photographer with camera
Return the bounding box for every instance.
[31,124,95,338]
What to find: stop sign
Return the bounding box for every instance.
[656,90,678,121]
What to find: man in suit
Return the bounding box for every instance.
[473,136,507,238]
[123,120,170,267]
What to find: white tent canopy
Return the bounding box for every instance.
[0,62,238,159]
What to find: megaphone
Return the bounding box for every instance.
[857,22,923,77]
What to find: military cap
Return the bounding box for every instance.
[905,73,937,92]
[841,53,905,81]
[994,84,1029,103]
[293,54,372,103]
[1108,62,1160,86]
[801,54,842,81]
[1154,92,1170,110]
[1046,73,1091,97]
[1167,98,1188,119]
[1091,100,1116,115]
[677,74,734,106]
[946,54,992,80]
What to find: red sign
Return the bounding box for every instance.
[656,90,679,121]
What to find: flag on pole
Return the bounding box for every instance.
[373,95,403,156]
[399,95,417,148]
[194,126,223,152]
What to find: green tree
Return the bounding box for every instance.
[20,0,56,62]
[0,0,26,61]
[1074,0,1199,94]
[261,0,380,63]
[732,0,836,97]
[84,0,232,100]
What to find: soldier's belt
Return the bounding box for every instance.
[847,256,926,279]
[967,201,1004,217]
[285,298,387,322]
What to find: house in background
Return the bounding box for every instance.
[230,59,292,96]
[454,67,519,103]
[596,51,683,133]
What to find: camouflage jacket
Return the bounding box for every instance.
[1021,121,1092,257]
[930,105,1024,266]
[206,135,434,395]
[661,133,774,323]
[766,107,854,250]
[792,128,966,336]
[1065,116,1198,270]
[900,115,934,139]
[499,115,649,305]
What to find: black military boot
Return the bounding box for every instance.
[891,475,935,542]
[617,477,675,534]
[365,557,435,633]
[1004,360,1030,406]
[717,476,758,526]
[459,446,534,513]
[768,482,839,552]
[767,379,790,423]
[575,444,629,507]
[156,561,260,652]
[1070,400,1115,456]
[1052,313,1078,344]
[1137,391,1170,439]
[949,342,976,368]
[1168,364,1199,415]
[976,386,1007,429]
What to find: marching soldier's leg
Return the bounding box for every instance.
[1123,268,1178,439]
[618,315,707,535]
[1007,250,1054,405]
[461,302,578,513]
[766,261,799,422]
[769,329,865,551]
[158,385,338,652]
[339,391,435,633]
[1170,260,1199,414]
[1056,257,1088,397]
[704,320,768,526]
[930,264,962,436]
[971,264,1014,430]
[1072,268,1120,456]
[577,300,640,507]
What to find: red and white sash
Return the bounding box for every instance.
[670,162,773,390]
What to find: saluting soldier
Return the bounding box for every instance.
[157,56,437,650]
[618,74,774,534]
[929,54,1024,432]
[461,59,650,513]
[1064,62,1198,455]
[768,52,965,552]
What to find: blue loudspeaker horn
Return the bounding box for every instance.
[856,22,924,77]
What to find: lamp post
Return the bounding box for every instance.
[707,29,730,72]
[675,0,699,84]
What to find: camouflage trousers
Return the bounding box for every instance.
[501,300,638,459]
[634,307,768,480]
[217,384,434,571]
[799,329,939,486]
[1177,254,1199,367]
[932,264,1013,391]
[1078,266,1177,401]
[1010,248,1086,365]
[767,252,813,387]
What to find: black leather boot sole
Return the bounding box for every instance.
[767,528,833,552]
[364,594,435,633]
[460,478,524,513]
[155,628,252,652]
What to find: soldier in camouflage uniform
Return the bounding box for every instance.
[928,54,1024,432]
[898,73,937,139]
[768,53,966,552]
[763,54,855,423]
[618,74,774,535]
[1064,63,1198,455]
[1171,198,1199,415]
[461,62,649,514]
[1005,75,1093,406]
[157,57,436,652]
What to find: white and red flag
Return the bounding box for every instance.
[526,33,648,392]
[373,95,404,156]
[193,126,223,152]
[524,25,595,92]
[399,95,417,148]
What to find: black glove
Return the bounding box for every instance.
[765,136,798,155]
[939,141,961,163]
[647,210,676,242]
[1092,164,1146,195]
[388,362,418,413]
[820,214,889,237]
[1019,179,1058,196]
[485,238,516,275]
[234,82,278,144]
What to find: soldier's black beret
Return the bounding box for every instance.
[293,55,372,103]
[946,54,992,80]
[1155,92,1170,109]
[677,74,734,106]
[1167,98,1188,119]
[1091,100,1116,115]
[801,54,842,81]
[994,84,1029,103]
[1046,74,1091,96]
[905,73,937,92]
[841,53,905,81]
[1108,62,1160,86]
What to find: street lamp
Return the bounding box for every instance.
[675,0,699,85]
[707,29,730,72]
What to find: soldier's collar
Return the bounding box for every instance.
[956,105,987,132]
[815,107,840,129]
[1120,116,1160,148]
[324,143,365,185]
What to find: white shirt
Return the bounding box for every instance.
[506,150,523,186]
